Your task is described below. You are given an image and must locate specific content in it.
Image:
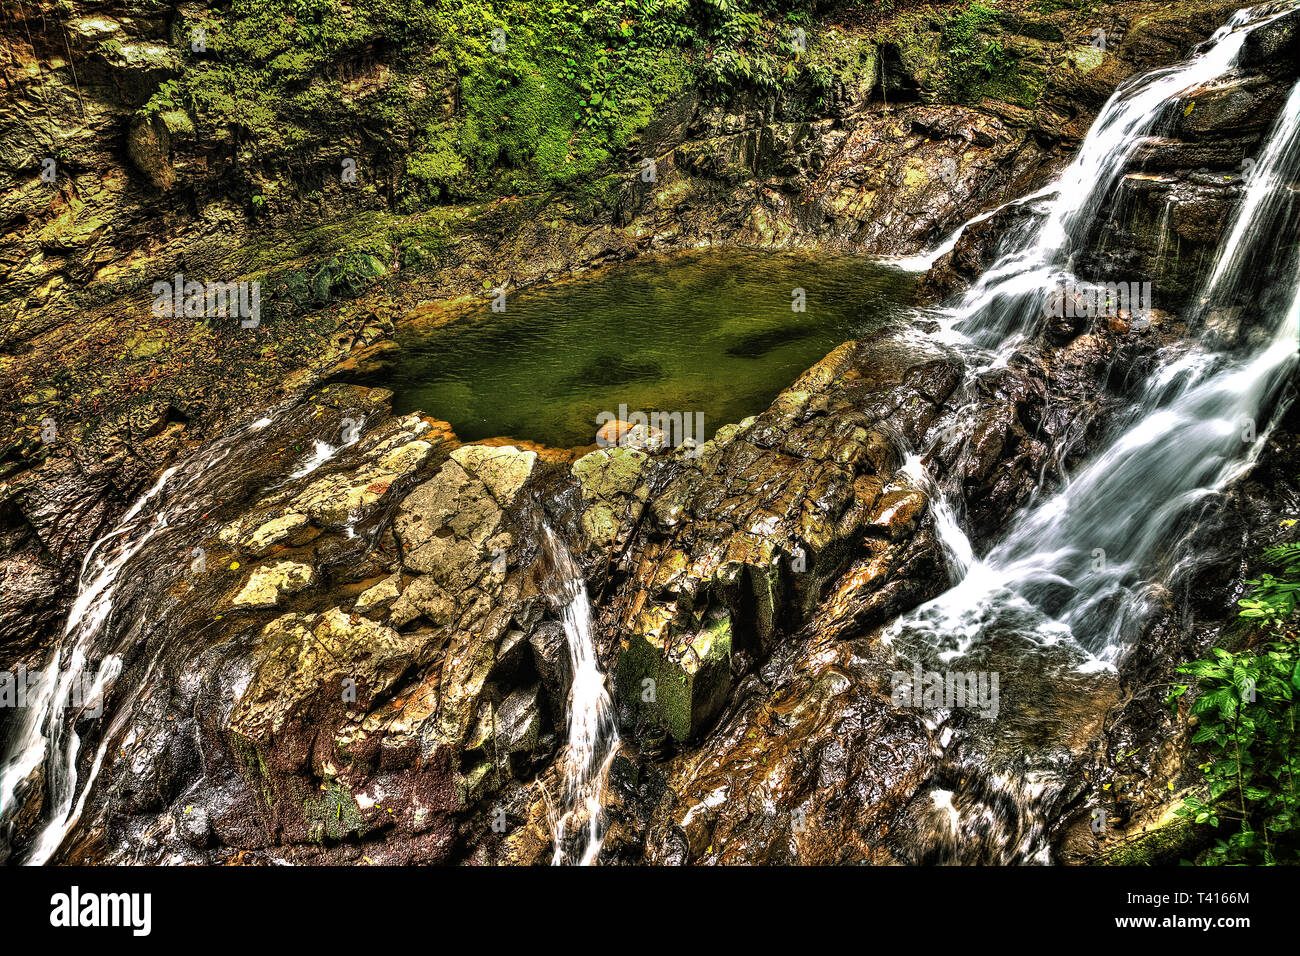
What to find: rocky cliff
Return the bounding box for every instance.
[4,0,1298,865]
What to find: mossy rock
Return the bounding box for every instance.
[617,608,733,743]
[1096,795,1210,865]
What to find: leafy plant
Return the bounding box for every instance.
[1237,542,1300,622]
[1168,542,1300,864]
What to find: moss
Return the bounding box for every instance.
[404,121,469,200]
[617,609,733,743]
[303,780,367,843]
[1067,44,1107,74]
[141,0,792,214]
[968,57,1047,109]
[455,761,495,809]
[806,27,879,90]
[995,11,1065,43]
[1097,799,1209,866]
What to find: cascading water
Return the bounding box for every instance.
[942,3,1295,352]
[0,414,277,864]
[885,2,1300,862]
[539,525,619,866]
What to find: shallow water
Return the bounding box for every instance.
[381,249,917,447]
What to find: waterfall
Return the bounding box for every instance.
[897,454,975,582]
[885,2,1300,861]
[902,73,1300,669]
[540,525,619,866]
[941,3,1295,352]
[0,413,282,864]
[288,416,365,480]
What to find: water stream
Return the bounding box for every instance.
[3,0,1297,870]
[0,414,281,864]
[540,525,620,866]
[886,2,1300,862]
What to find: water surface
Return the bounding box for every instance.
[382,249,917,447]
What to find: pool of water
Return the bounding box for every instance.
[380,249,918,448]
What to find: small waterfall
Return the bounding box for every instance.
[885,2,1300,862]
[904,72,1300,670]
[0,409,336,864]
[288,416,365,480]
[884,185,1056,274]
[0,467,169,864]
[897,453,975,581]
[539,525,619,866]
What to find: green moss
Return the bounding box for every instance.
[617,610,733,743]
[995,11,1065,43]
[303,780,366,843]
[404,121,469,200]
[871,2,1048,110]
[1097,801,1206,866]
[968,57,1046,109]
[1067,44,1107,74]
[144,0,804,212]
[806,27,879,90]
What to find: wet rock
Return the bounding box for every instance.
[496,685,542,757]
[228,609,426,748]
[918,201,1038,302]
[353,573,402,615]
[618,608,733,743]
[126,112,175,190]
[594,419,666,452]
[229,560,315,609]
[449,444,537,505]
[295,435,435,527]
[391,449,527,589]
[571,446,650,556]
[1174,74,1290,139]
[175,806,211,848]
[220,512,311,556]
[1240,6,1300,70]
[638,631,935,864]
[528,621,572,727]
[602,335,958,747]
[870,490,929,542]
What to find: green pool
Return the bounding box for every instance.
[381,249,918,448]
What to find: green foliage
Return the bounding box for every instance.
[1167,543,1300,864]
[938,3,1027,105]
[138,1,1048,217]
[156,0,764,204]
[1237,542,1300,622]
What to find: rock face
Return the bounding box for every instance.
[592,340,959,744]
[17,285,1289,867]
[16,324,960,864]
[923,5,1300,308]
[0,0,1240,716]
[4,0,1296,869]
[10,387,565,863]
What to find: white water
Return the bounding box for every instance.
[541,525,619,866]
[0,408,371,864]
[288,416,365,480]
[900,71,1300,669]
[0,440,237,864]
[0,467,170,863]
[886,3,1300,860]
[3,3,1295,871]
[935,4,1294,352]
[897,453,974,580]
[883,185,1056,274]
